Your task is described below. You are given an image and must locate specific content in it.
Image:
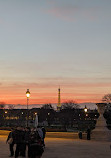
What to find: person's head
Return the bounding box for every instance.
[11,128,14,132]
[17,126,22,131]
[37,125,41,128]
[31,127,35,132]
[25,127,30,131]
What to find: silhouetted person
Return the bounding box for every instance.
[19,127,26,157]
[78,131,82,139]
[29,128,44,158]
[24,127,31,157]
[87,127,91,140]
[13,127,25,158]
[6,128,15,157]
[42,127,46,147]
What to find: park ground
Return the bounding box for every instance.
[0,132,111,158]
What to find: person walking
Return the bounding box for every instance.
[78,131,82,139]
[19,127,26,157]
[24,127,31,157]
[6,128,15,157]
[87,127,91,140]
[28,128,44,158]
[41,127,46,147]
[13,127,25,158]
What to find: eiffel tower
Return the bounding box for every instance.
[57,87,61,111]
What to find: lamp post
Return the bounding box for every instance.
[26,89,30,127]
[84,105,88,113]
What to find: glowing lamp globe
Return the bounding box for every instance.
[26,89,30,98]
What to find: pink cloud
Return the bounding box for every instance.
[42,3,98,22]
[1,78,111,90]
[42,5,78,21]
[0,77,110,104]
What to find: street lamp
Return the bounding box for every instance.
[84,105,88,113]
[26,89,30,126]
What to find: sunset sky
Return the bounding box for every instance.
[0,0,111,105]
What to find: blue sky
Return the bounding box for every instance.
[0,0,111,104]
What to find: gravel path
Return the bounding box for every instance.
[0,136,111,158]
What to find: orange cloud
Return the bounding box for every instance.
[0,78,110,105]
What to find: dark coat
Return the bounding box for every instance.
[29,131,41,144]
[24,131,30,144]
[42,127,46,139]
[13,129,25,144]
[6,131,14,143]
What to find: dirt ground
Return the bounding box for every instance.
[0,136,111,158]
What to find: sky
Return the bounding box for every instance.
[0,0,111,105]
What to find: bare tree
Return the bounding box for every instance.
[0,102,5,109]
[41,103,53,109]
[61,100,79,109]
[8,104,15,109]
[102,94,111,108]
[102,94,111,104]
